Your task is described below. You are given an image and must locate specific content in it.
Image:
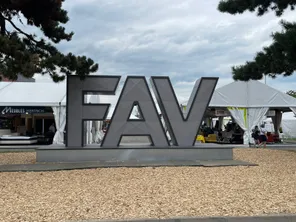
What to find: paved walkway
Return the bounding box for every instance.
[0,159,256,172]
[1,143,296,172]
[68,214,296,222]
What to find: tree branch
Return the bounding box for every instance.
[0,54,6,64]
[3,16,40,44]
[0,14,6,36]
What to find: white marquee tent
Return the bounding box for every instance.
[210,80,296,144]
[0,82,66,106]
[210,80,296,108]
[181,80,296,145]
[281,118,296,139]
[0,82,67,144]
[0,82,102,145]
[263,111,296,139]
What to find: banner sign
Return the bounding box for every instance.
[0,106,46,115]
[66,75,218,148]
[266,110,275,116]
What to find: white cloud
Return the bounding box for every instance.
[34,74,52,82]
[33,0,296,106]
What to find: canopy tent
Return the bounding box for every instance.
[0,82,12,91]
[0,81,67,144]
[0,82,66,106]
[181,80,296,145]
[281,119,296,139]
[211,80,296,144]
[210,80,296,108]
[263,117,296,139]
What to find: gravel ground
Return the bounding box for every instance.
[0,148,295,222]
[0,152,35,165]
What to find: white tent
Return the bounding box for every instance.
[211,80,296,144]
[0,82,66,106]
[264,115,296,139]
[0,82,67,144]
[210,80,296,108]
[281,119,296,139]
[0,82,110,145]
[0,82,12,91]
[181,80,296,145]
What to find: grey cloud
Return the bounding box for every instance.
[32,0,296,99]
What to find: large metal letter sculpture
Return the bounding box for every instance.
[150,77,218,146]
[66,75,120,147]
[101,76,169,147]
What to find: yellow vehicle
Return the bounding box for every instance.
[196,133,217,143]
[196,135,205,143]
[204,134,217,143]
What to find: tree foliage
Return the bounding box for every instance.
[286,90,296,98]
[217,0,296,81]
[0,0,98,82]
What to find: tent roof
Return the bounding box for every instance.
[0,82,12,90]
[3,79,295,110]
[209,80,296,108]
[0,82,66,107]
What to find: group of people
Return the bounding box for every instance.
[252,125,267,148]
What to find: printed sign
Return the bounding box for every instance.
[0,106,46,115]
[66,75,218,148]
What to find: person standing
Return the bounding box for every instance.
[49,123,56,133]
[252,126,260,148]
[47,123,56,144]
[258,125,267,148]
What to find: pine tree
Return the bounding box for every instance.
[218,0,296,81]
[0,0,98,82]
[287,90,296,98]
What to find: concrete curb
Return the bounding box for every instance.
[70,214,296,222]
[0,159,257,172]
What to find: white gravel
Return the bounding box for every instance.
[0,148,295,222]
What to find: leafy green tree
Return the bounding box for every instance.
[0,0,98,82]
[218,0,296,81]
[286,90,296,98]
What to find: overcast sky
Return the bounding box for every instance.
[33,0,296,117]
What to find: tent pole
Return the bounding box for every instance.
[247,108,250,146]
[42,119,44,134]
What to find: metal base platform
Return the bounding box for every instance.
[36,144,234,163]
